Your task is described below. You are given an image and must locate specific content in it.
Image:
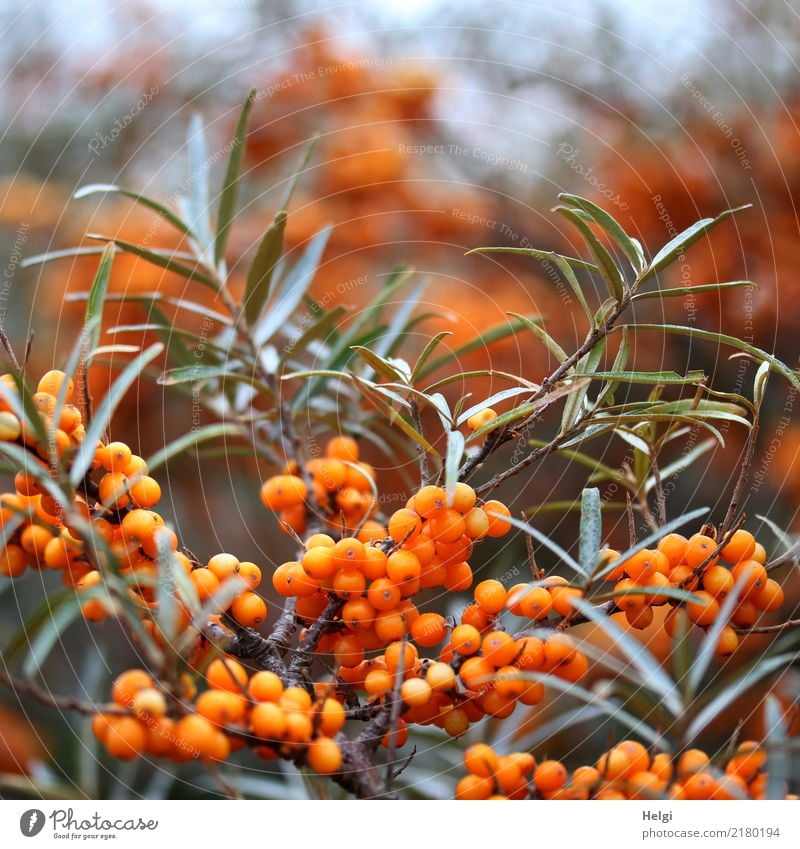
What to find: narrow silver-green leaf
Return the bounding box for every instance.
[214,88,256,266]
[74,184,193,239]
[640,206,750,283]
[559,193,646,272]
[444,430,465,504]
[70,343,164,485]
[557,207,625,301]
[632,281,756,301]
[578,488,602,574]
[244,211,288,326]
[622,324,800,389]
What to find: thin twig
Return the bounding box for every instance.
[0,669,125,716]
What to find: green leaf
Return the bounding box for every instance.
[466,379,590,445]
[560,338,606,433]
[644,439,716,493]
[243,211,288,327]
[455,387,535,427]
[80,243,115,353]
[686,570,749,698]
[570,597,683,716]
[508,311,568,363]
[21,245,117,269]
[466,245,599,275]
[351,346,409,383]
[411,332,453,382]
[687,652,797,739]
[559,193,645,272]
[632,281,756,301]
[214,88,256,266]
[765,695,789,800]
[556,207,625,301]
[444,430,465,504]
[520,671,669,750]
[586,369,704,385]
[157,363,273,397]
[253,224,332,345]
[415,315,539,380]
[74,184,193,239]
[622,323,800,389]
[185,113,213,255]
[280,305,346,366]
[146,423,244,472]
[640,206,750,284]
[86,234,220,291]
[154,532,181,645]
[70,344,164,485]
[278,135,319,211]
[22,592,92,679]
[550,253,594,325]
[578,488,601,574]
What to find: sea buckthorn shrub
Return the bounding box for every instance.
[1,103,798,800]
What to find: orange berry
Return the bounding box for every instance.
[414,485,448,519]
[720,529,756,564]
[731,560,768,597]
[443,560,473,592]
[105,716,147,760]
[549,584,583,616]
[129,476,161,508]
[332,568,366,600]
[190,567,220,601]
[333,633,364,668]
[677,748,709,777]
[196,689,247,726]
[400,678,432,708]
[317,698,346,737]
[482,500,512,537]
[481,630,518,666]
[458,657,494,691]
[702,564,734,597]
[37,369,73,400]
[250,702,287,740]
[686,590,719,626]
[427,509,466,543]
[367,577,401,611]
[597,746,632,781]
[301,546,336,580]
[519,586,553,620]
[657,533,688,567]
[624,549,669,581]
[409,612,447,647]
[464,742,499,777]
[307,736,342,774]
[260,475,308,511]
[451,482,477,513]
[364,667,393,696]
[206,553,240,581]
[374,610,407,642]
[455,774,494,800]
[386,550,421,583]
[206,658,247,693]
[474,579,508,614]
[331,537,366,569]
[685,534,718,569]
[684,771,718,800]
[751,542,767,564]
[466,408,497,431]
[326,435,359,462]
[111,669,153,707]
[98,471,131,508]
[753,578,784,612]
[426,661,456,692]
[238,561,262,589]
[715,625,739,656]
[1,543,28,577]
[231,591,267,627]
[514,636,545,670]
[543,633,576,667]
[342,597,375,629]
[388,508,422,543]
[451,624,481,655]
[248,671,284,702]
[534,760,567,793]
[463,507,490,539]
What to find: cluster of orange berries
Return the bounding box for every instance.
[602,528,784,653]
[0,370,266,633]
[455,739,797,800]
[92,659,346,774]
[260,436,379,538]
